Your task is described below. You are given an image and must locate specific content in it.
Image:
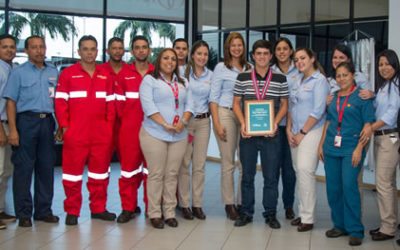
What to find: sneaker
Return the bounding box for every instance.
[0,212,16,222]
[91,210,116,221]
[117,210,135,223]
[265,215,281,229]
[0,220,6,230]
[65,214,78,226]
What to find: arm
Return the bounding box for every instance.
[286,112,296,147]
[372,84,400,131]
[233,95,250,138]
[54,71,70,139]
[318,121,329,162]
[6,99,18,146]
[209,64,226,141]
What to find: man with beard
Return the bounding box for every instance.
[173,38,188,77]
[112,35,154,222]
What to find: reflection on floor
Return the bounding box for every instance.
[0,161,399,250]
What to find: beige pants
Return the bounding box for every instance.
[178,117,210,208]
[374,132,400,235]
[290,126,323,224]
[139,128,188,219]
[214,107,242,205]
[0,123,13,212]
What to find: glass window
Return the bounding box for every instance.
[281,0,311,24]
[354,0,388,18]
[0,1,5,7]
[197,0,218,31]
[9,0,102,15]
[315,0,349,21]
[250,0,276,27]
[200,33,219,70]
[221,0,246,29]
[107,0,184,22]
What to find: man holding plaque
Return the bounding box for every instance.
[232,40,288,228]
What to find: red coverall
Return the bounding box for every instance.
[113,63,154,213]
[55,63,115,216]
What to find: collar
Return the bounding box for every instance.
[190,67,209,80]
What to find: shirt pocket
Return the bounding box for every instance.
[20,80,40,102]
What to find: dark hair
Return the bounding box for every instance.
[184,40,209,79]
[223,32,250,70]
[251,39,273,54]
[0,34,16,45]
[152,48,184,85]
[272,37,294,68]
[25,35,45,49]
[173,38,188,48]
[375,49,400,93]
[78,35,97,49]
[332,44,353,64]
[131,35,149,49]
[294,47,326,76]
[107,37,123,48]
[335,61,355,75]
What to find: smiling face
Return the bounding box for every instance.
[229,38,244,59]
[332,49,350,69]
[252,47,273,69]
[274,40,292,65]
[294,50,315,74]
[335,65,355,92]
[192,45,209,69]
[159,50,177,77]
[0,38,16,64]
[378,55,396,81]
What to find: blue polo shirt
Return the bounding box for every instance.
[3,61,58,113]
[0,59,14,120]
[323,88,375,156]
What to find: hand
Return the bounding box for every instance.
[318,144,324,162]
[352,147,362,167]
[54,127,64,142]
[326,95,334,105]
[286,130,297,147]
[240,124,251,138]
[359,89,374,100]
[214,123,227,142]
[0,128,7,147]
[163,123,176,133]
[174,121,185,133]
[293,133,305,146]
[359,124,372,144]
[7,129,19,146]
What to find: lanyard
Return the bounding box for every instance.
[251,69,272,100]
[161,77,179,109]
[336,84,356,134]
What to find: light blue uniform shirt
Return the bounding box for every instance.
[188,67,212,115]
[271,62,302,126]
[140,73,193,142]
[0,59,14,120]
[328,71,371,94]
[289,70,330,134]
[374,80,400,130]
[3,61,58,113]
[209,62,249,108]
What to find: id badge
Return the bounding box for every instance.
[173,115,180,126]
[334,135,342,148]
[49,87,55,98]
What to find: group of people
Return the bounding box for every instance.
[0,31,399,247]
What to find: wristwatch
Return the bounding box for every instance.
[300,129,307,135]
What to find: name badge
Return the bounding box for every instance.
[334,135,342,148]
[49,87,55,98]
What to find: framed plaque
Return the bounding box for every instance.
[244,100,275,136]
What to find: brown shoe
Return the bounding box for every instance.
[291,217,301,226]
[371,231,394,241]
[225,205,239,220]
[285,208,295,220]
[0,220,6,230]
[181,207,194,220]
[150,218,164,229]
[349,237,362,246]
[165,218,178,227]
[297,223,313,232]
[192,207,206,220]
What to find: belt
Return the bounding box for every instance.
[1,120,7,124]
[20,112,51,119]
[374,128,398,136]
[221,106,233,111]
[195,112,210,119]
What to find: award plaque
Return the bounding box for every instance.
[244,100,275,136]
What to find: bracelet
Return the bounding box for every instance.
[300,129,307,135]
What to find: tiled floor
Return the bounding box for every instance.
[1,161,400,250]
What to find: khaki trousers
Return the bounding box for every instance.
[290,126,323,224]
[139,128,188,219]
[0,123,13,212]
[214,107,242,205]
[178,117,211,207]
[374,132,400,235]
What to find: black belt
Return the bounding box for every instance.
[20,112,51,119]
[221,106,233,111]
[195,112,210,119]
[374,128,398,136]
[1,120,7,124]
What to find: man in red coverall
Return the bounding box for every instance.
[112,35,154,222]
[55,35,116,226]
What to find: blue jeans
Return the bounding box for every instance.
[324,153,364,238]
[239,135,281,217]
[12,112,56,219]
[278,126,296,209]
